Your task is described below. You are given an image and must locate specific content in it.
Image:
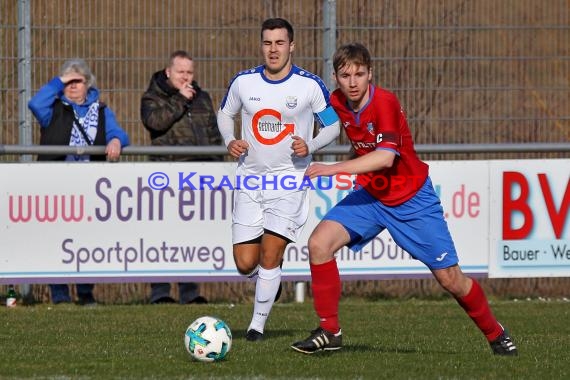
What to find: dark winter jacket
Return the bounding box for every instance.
[140,70,223,162]
[37,100,107,161]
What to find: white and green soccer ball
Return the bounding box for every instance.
[184,316,232,362]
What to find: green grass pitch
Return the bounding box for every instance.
[1,299,569,379]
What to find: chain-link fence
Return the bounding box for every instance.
[1,0,569,302]
[2,0,568,161]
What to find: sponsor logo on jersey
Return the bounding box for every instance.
[249,96,261,101]
[252,108,295,145]
[285,96,298,109]
[436,252,449,262]
[352,141,376,150]
[367,122,375,134]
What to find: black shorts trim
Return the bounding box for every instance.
[234,229,292,245]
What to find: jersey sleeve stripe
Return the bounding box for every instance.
[220,65,264,109]
[376,146,400,156]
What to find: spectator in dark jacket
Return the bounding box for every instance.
[141,50,223,304]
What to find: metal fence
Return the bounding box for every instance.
[0,0,569,302]
[1,0,569,161]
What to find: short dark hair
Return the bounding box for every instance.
[168,50,193,67]
[333,43,372,73]
[261,18,294,42]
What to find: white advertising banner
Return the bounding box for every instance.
[1,163,235,284]
[287,160,490,280]
[0,160,512,284]
[488,160,570,278]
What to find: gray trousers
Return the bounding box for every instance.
[150,282,199,304]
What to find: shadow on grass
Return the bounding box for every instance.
[282,342,464,356]
[232,326,464,356]
[271,344,421,358]
[232,328,297,340]
[347,344,420,354]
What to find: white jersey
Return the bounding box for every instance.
[219,65,330,177]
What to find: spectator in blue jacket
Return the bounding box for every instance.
[28,58,129,304]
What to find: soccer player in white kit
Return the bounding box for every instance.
[217,18,340,341]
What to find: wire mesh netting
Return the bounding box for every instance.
[1,0,568,162]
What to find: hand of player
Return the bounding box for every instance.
[227,139,249,158]
[291,135,309,157]
[304,162,338,179]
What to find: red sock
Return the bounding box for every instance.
[310,259,341,334]
[456,279,503,341]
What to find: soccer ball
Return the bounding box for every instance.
[184,316,232,362]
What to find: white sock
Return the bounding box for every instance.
[248,266,281,334]
[246,264,260,280]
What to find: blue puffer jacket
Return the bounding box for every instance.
[28,77,130,147]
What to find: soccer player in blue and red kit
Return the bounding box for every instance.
[291,43,518,356]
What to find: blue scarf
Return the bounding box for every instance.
[67,101,100,161]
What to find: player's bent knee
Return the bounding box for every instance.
[308,234,333,262]
[235,262,258,276]
[434,268,466,296]
[438,278,457,294]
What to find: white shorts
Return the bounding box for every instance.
[232,188,309,244]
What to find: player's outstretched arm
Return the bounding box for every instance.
[305,150,395,179]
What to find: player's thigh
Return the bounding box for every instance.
[322,188,386,252]
[232,189,264,244]
[233,242,261,275]
[264,190,309,243]
[383,181,458,269]
[308,220,351,264]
